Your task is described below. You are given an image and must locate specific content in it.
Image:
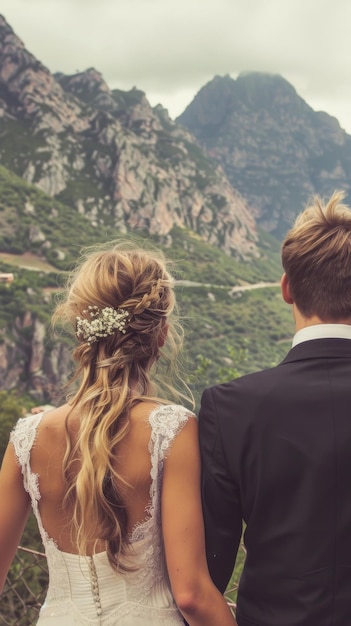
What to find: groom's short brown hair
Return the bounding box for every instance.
[281,190,351,321]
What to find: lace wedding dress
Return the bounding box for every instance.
[10,404,192,625]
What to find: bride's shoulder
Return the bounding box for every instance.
[19,404,72,455]
[10,411,44,454]
[9,406,62,466]
[148,403,195,439]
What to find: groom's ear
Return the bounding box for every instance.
[281,273,294,304]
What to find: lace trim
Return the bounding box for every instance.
[149,404,192,524]
[128,404,193,603]
[44,540,68,603]
[10,412,44,498]
[10,412,64,586]
[129,404,193,542]
[148,404,193,454]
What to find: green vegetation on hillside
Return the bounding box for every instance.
[0,163,283,285]
[0,166,102,268]
[178,283,293,405]
[0,264,293,403]
[0,261,55,327]
[167,224,281,285]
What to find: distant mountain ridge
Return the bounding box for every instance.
[177,73,351,238]
[2,14,351,251]
[0,15,259,260]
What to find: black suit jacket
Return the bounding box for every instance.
[199,338,351,626]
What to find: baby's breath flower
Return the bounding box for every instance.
[76,306,129,344]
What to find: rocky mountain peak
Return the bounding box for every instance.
[0,15,34,65]
[55,67,110,93]
[0,15,89,133]
[177,74,238,132]
[54,67,117,113]
[177,73,310,139]
[177,72,351,238]
[0,17,260,259]
[236,72,298,101]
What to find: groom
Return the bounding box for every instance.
[198,190,351,626]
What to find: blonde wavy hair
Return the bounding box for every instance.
[53,241,191,569]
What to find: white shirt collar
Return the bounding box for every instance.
[292,324,351,347]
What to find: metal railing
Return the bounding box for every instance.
[0,547,48,626]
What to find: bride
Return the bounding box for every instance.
[0,243,236,626]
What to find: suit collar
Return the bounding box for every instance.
[292,323,351,347]
[281,338,351,365]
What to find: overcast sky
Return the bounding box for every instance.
[1,0,351,132]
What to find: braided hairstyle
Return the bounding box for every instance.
[53,242,190,569]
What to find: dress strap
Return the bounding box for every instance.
[10,412,44,498]
[148,404,193,462]
[147,404,193,515]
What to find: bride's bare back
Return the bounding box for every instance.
[30,401,160,554]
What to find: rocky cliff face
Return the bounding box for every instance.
[0,16,259,259]
[177,73,351,238]
[0,312,71,401]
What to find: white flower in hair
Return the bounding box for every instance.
[76,305,129,344]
